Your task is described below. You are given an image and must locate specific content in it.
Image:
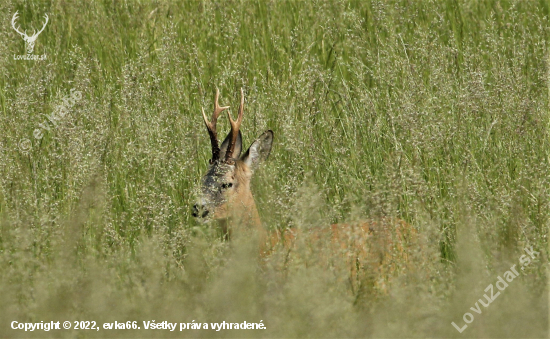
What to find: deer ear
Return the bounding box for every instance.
[220,130,242,160]
[241,130,273,170]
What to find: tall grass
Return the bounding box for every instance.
[0,0,548,337]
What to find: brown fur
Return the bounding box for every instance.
[196,90,421,294]
[204,159,419,293]
[211,160,266,242]
[262,219,419,293]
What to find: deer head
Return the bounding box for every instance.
[12,11,49,54]
[193,89,273,238]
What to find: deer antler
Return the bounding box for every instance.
[31,13,49,39]
[202,88,229,163]
[11,11,26,37]
[224,88,245,162]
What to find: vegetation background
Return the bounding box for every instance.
[0,0,548,337]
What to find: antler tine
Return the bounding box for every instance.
[33,13,48,37]
[202,88,229,162]
[224,88,245,162]
[11,11,26,37]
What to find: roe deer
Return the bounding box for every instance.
[193,89,421,293]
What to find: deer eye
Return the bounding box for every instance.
[221,183,233,190]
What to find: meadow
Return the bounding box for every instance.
[0,0,548,337]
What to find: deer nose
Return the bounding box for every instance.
[192,204,209,218]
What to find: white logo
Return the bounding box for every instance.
[11,11,48,55]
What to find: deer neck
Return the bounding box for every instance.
[228,181,263,232]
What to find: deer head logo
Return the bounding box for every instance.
[11,11,49,54]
